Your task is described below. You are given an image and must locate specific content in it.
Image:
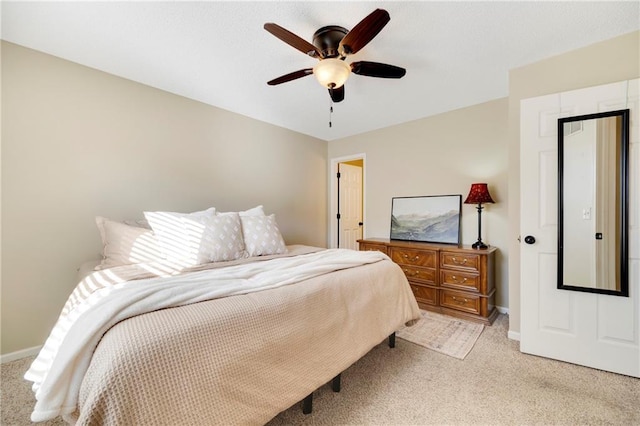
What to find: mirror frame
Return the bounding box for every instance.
[557,109,630,297]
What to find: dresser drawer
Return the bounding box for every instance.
[359,242,388,255]
[440,289,480,315]
[409,284,438,306]
[440,252,480,272]
[390,247,436,268]
[440,270,480,292]
[401,266,436,285]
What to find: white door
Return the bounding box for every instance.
[520,80,639,377]
[338,163,363,250]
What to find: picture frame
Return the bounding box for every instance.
[390,195,462,245]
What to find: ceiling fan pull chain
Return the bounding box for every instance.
[329,95,334,128]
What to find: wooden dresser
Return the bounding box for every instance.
[358,238,498,325]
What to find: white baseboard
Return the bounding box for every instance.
[508,330,521,341]
[1,346,41,364]
[495,306,519,340]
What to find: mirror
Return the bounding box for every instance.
[558,109,629,296]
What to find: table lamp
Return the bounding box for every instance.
[464,183,495,249]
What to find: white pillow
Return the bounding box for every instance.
[95,217,165,270]
[241,214,287,257]
[217,205,265,217]
[144,208,245,266]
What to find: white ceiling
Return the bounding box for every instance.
[2,1,638,141]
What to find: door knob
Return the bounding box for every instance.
[358,222,363,226]
[524,235,536,245]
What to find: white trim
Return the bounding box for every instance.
[328,153,366,248]
[497,306,518,339]
[508,330,521,341]
[1,345,41,363]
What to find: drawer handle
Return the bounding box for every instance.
[452,296,468,304]
[403,254,420,262]
[403,269,419,277]
[451,275,468,283]
[451,257,467,265]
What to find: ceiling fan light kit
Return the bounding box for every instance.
[264,8,405,105]
[313,58,350,88]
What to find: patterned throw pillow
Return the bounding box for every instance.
[241,214,287,257]
[145,208,245,266]
[200,213,247,262]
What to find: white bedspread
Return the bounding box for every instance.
[25,248,389,422]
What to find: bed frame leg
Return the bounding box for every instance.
[388,332,396,348]
[301,374,341,414]
[302,393,313,414]
[332,374,341,392]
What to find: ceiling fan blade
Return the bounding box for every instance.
[339,9,390,56]
[264,23,322,58]
[267,68,314,85]
[328,85,345,103]
[351,61,406,78]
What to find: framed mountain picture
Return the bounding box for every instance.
[390,195,462,245]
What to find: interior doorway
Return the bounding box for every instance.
[329,154,365,249]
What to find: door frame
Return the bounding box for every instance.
[328,153,366,248]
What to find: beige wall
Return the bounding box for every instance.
[1,42,328,355]
[507,30,640,335]
[3,30,638,355]
[328,98,510,309]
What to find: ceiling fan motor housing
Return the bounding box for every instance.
[312,26,348,58]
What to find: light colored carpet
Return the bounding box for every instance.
[2,314,639,425]
[396,310,484,359]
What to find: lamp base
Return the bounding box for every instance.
[471,240,489,250]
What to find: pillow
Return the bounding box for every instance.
[217,205,265,217]
[120,208,214,231]
[122,218,151,229]
[95,217,165,270]
[240,214,287,257]
[144,208,245,266]
[202,213,247,262]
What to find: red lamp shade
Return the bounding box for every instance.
[464,183,495,205]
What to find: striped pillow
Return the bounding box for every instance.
[145,209,245,266]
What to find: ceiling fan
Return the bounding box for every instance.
[264,9,406,103]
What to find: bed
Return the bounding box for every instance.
[25,207,420,425]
